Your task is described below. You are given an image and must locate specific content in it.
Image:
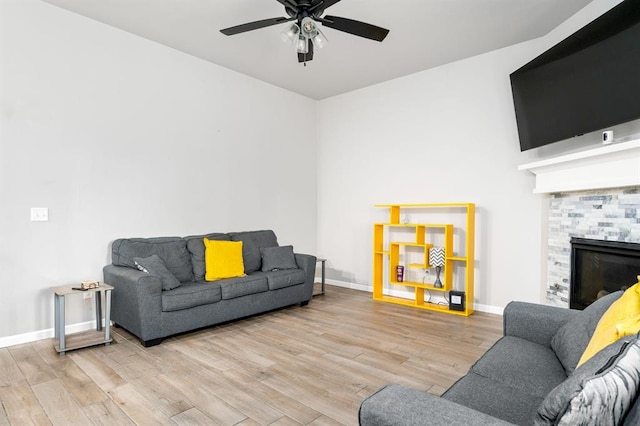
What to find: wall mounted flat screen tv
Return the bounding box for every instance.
[510,0,640,151]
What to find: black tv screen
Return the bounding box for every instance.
[510,0,640,151]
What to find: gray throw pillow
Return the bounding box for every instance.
[261,245,298,272]
[134,254,182,291]
[551,291,623,375]
[536,335,640,425]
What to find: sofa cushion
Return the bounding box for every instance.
[251,269,306,290]
[442,371,544,426]
[578,283,640,366]
[261,245,298,272]
[134,254,181,291]
[536,335,640,425]
[161,281,222,312]
[112,237,194,282]
[360,384,515,426]
[185,233,230,281]
[217,275,269,300]
[471,336,567,398]
[229,230,278,274]
[551,290,623,375]
[204,239,246,281]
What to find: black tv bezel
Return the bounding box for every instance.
[510,0,640,152]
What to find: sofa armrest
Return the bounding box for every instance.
[359,384,514,426]
[103,264,163,341]
[503,301,579,347]
[295,253,317,302]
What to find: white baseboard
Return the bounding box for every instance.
[0,320,98,349]
[1,281,503,348]
[325,279,504,315]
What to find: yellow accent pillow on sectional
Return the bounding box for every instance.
[204,238,246,281]
[577,281,640,366]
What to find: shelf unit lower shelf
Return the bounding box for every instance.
[373,295,470,316]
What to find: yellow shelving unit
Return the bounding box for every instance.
[373,203,475,316]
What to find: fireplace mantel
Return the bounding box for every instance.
[518,139,640,194]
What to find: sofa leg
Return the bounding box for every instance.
[142,338,163,347]
[300,300,310,307]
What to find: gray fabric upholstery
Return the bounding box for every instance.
[112,237,194,282]
[185,233,230,281]
[229,230,278,274]
[551,291,623,375]
[470,336,567,398]
[134,254,182,291]
[359,384,513,426]
[217,275,269,300]
[161,281,222,312]
[504,301,579,346]
[442,372,544,425]
[537,334,639,425]
[102,265,163,342]
[265,269,306,290]
[261,245,298,271]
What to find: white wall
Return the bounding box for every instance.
[316,0,625,312]
[0,0,317,344]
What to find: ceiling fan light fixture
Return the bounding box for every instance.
[300,17,318,38]
[311,29,328,49]
[296,34,308,54]
[280,23,300,44]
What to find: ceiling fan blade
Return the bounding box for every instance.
[276,0,298,10]
[322,15,389,42]
[276,0,298,15]
[310,0,342,15]
[220,17,292,36]
[298,39,314,63]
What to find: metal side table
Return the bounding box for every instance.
[51,283,113,355]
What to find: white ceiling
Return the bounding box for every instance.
[41,0,594,100]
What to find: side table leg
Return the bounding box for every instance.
[104,290,111,344]
[321,259,326,295]
[95,291,102,331]
[58,295,66,354]
[54,294,59,340]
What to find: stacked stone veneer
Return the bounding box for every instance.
[546,186,640,307]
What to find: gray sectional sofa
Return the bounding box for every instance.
[103,230,316,347]
[359,290,640,425]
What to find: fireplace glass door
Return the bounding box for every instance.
[570,238,640,310]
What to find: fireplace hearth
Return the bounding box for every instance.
[570,237,640,310]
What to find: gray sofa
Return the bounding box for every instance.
[360,290,640,425]
[103,230,316,347]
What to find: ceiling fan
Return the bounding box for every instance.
[220,0,389,64]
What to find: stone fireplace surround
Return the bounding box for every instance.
[519,139,640,307]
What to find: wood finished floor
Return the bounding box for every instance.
[0,285,503,425]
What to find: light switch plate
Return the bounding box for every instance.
[30,207,48,221]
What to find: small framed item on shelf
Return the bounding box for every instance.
[449,291,465,311]
[81,280,100,290]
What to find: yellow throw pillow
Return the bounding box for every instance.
[577,281,640,366]
[204,238,246,281]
